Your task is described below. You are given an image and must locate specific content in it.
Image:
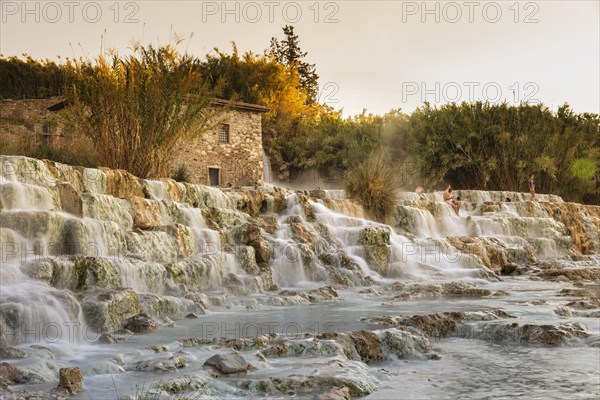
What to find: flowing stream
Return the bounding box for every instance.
[0,155,598,399]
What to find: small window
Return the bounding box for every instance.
[218,124,230,143]
[43,122,55,135]
[209,168,220,186]
[40,134,51,146]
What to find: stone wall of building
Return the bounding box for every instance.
[0,98,266,186]
[173,107,265,186]
[0,97,68,146]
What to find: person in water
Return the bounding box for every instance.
[443,185,461,215]
[529,175,536,201]
[453,196,462,215]
[443,185,453,204]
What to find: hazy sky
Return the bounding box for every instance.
[1,1,598,116]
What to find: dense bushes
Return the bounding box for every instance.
[345,149,401,222]
[64,44,214,178]
[0,56,66,99]
[1,30,598,205]
[408,102,599,203]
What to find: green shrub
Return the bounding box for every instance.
[65,43,214,178]
[170,165,190,182]
[345,149,400,222]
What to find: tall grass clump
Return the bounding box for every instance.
[345,149,400,222]
[64,43,214,178]
[0,134,99,167]
[170,165,190,182]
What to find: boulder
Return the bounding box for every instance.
[203,353,251,374]
[236,246,260,275]
[124,313,157,333]
[169,355,186,369]
[232,223,273,265]
[99,167,145,199]
[257,215,279,234]
[348,330,384,363]
[447,236,513,273]
[475,321,589,346]
[392,281,492,299]
[538,268,600,282]
[129,196,162,230]
[130,359,177,373]
[358,227,391,275]
[0,347,26,360]
[541,202,600,255]
[55,182,83,217]
[500,262,519,275]
[57,367,83,394]
[252,238,273,265]
[0,362,25,384]
[97,333,118,344]
[290,222,314,245]
[396,312,468,338]
[82,289,141,333]
[71,256,121,291]
[314,386,351,400]
[20,259,56,283]
[154,224,197,258]
[154,375,211,395]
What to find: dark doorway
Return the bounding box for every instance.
[209,168,220,186]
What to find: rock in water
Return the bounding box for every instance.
[0,347,27,360]
[57,367,83,394]
[314,386,351,400]
[0,362,25,384]
[97,333,117,344]
[124,313,157,333]
[203,353,251,374]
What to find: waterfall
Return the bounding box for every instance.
[270,195,309,288]
[1,154,597,349]
[262,149,273,185]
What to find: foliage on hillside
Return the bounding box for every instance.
[1,27,598,204]
[0,55,66,99]
[409,102,600,203]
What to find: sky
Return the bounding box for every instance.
[1,0,598,116]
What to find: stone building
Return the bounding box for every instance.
[0,96,70,147]
[0,97,270,187]
[173,99,270,187]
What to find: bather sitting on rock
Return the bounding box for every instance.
[453,196,462,215]
[443,186,461,215]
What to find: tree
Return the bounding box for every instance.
[65,44,214,178]
[270,25,319,104]
[0,55,67,99]
[409,101,599,203]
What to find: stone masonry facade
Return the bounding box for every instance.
[0,96,69,146]
[172,100,269,187]
[0,97,269,187]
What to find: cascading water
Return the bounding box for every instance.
[270,195,310,288]
[1,155,599,400]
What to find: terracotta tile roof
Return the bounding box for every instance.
[46,97,271,113]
